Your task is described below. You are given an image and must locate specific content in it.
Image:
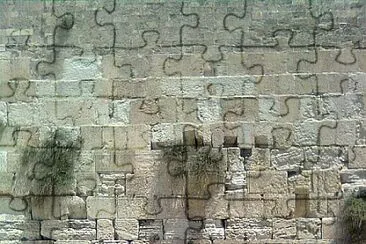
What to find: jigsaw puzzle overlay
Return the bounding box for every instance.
[0,0,366,243]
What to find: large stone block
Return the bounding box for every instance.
[86,196,115,219]
[248,171,288,194]
[115,219,139,240]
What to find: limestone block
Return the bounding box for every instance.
[0,126,17,146]
[229,194,264,218]
[115,219,139,240]
[322,218,347,240]
[31,80,56,97]
[303,146,347,169]
[272,219,296,239]
[245,148,270,171]
[81,126,102,149]
[197,98,221,123]
[56,80,81,97]
[226,171,246,191]
[163,219,189,240]
[0,101,7,125]
[0,172,13,195]
[113,78,162,99]
[201,219,225,240]
[299,96,318,120]
[94,150,134,173]
[263,194,295,218]
[248,171,288,194]
[114,126,128,150]
[340,169,366,184]
[32,196,86,220]
[319,94,364,120]
[222,97,258,123]
[117,196,147,219]
[205,76,255,97]
[271,147,304,171]
[75,172,97,196]
[0,214,40,241]
[110,100,130,124]
[296,218,321,239]
[62,57,101,81]
[8,101,56,126]
[225,218,272,241]
[97,219,114,240]
[76,152,95,174]
[187,219,225,240]
[138,219,163,241]
[0,58,30,81]
[293,121,318,146]
[349,146,366,168]
[86,196,115,219]
[176,98,200,123]
[0,197,28,215]
[312,169,341,194]
[130,98,177,124]
[188,193,229,220]
[307,193,329,218]
[56,99,109,125]
[97,173,125,197]
[319,120,356,146]
[159,77,182,97]
[117,196,185,220]
[288,171,312,194]
[151,123,181,147]
[41,219,96,240]
[126,125,151,150]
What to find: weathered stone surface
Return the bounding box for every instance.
[0,214,40,240]
[296,218,321,239]
[41,219,96,240]
[273,219,296,239]
[97,219,114,240]
[225,218,272,241]
[1,1,365,243]
[248,171,288,194]
[86,197,115,219]
[115,219,139,240]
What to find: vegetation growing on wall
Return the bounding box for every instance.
[162,144,224,178]
[342,192,366,243]
[20,128,82,196]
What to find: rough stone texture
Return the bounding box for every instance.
[115,219,139,240]
[97,219,114,240]
[1,0,366,243]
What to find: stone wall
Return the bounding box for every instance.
[0,0,366,243]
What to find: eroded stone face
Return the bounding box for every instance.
[1,0,365,243]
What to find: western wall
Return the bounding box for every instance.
[1,0,366,243]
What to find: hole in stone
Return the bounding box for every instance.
[223,136,237,147]
[240,148,252,158]
[288,171,298,178]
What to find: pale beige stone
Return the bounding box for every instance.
[97,219,114,240]
[248,171,288,194]
[115,219,139,240]
[86,196,115,219]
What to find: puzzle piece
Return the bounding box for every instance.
[181,1,245,62]
[95,1,197,78]
[0,0,47,48]
[36,0,110,79]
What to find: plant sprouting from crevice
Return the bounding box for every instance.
[161,144,225,178]
[19,128,82,196]
[341,192,366,243]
